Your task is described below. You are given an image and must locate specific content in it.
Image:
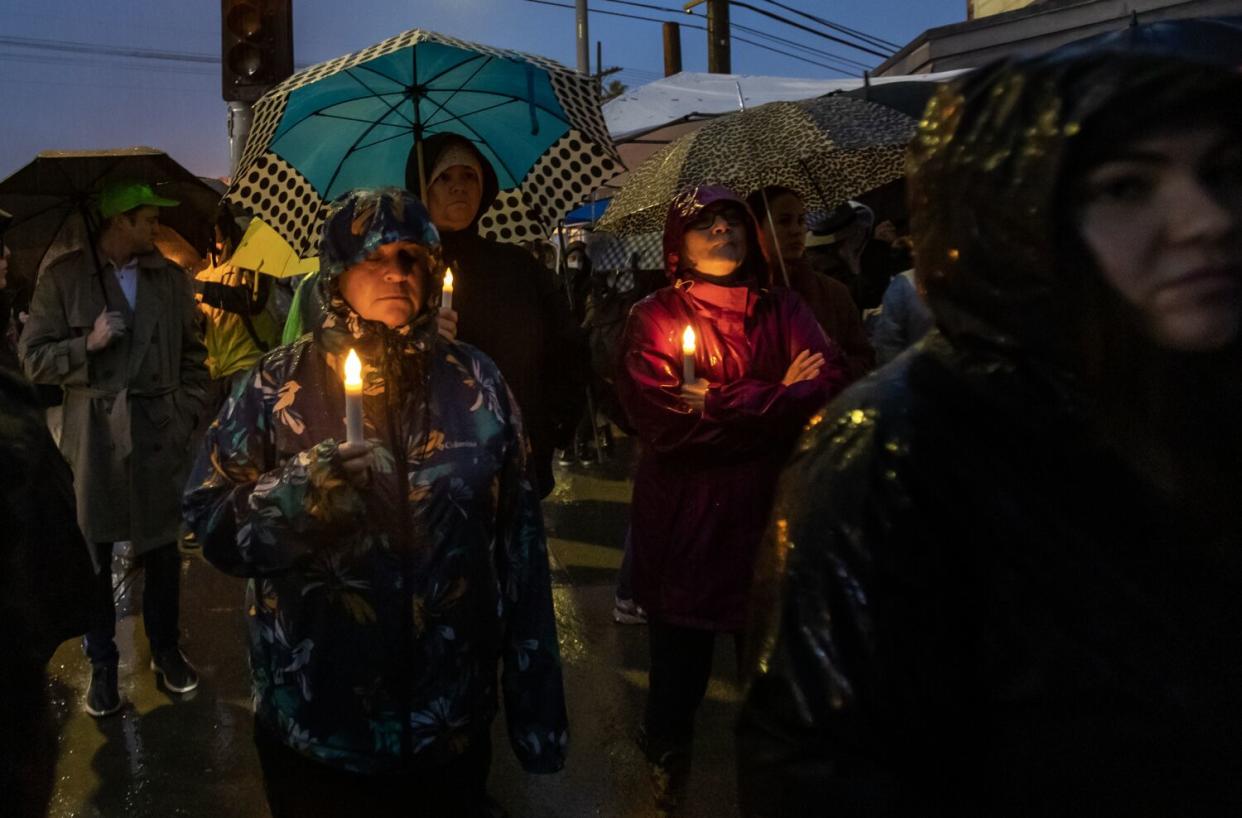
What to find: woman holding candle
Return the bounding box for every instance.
[616,184,849,814]
[183,188,567,817]
[411,133,588,498]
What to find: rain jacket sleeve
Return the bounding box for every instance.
[182,358,365,578]
[18,261,89,386]
[619,292,843,459]
[737,385,930,817]
[494,384,570,773]
[703,294,843,426]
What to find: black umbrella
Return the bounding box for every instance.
[0,147,220,305]
[1053,15,1242,68]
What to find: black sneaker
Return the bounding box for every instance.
[151,648,199,693]
[85,662,122,717]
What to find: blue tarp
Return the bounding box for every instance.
[564,197,610,225]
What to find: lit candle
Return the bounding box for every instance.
[344,348,364,445]
[682,325,696,383]
[441,267,454,312]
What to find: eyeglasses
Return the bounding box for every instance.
[687,208,747,232]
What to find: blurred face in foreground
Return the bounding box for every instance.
[338,241,427,328]
[1077,124,1242,352]
[683,203,749,277]
[758,191,807,262]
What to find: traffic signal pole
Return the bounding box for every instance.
[221,0,293,178]
[227,101,254,178]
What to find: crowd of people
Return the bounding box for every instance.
[2,46,1241,818]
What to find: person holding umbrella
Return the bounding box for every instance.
[616,185,848,815]
[740,52,1242,816]
[19,179,209,717]
[183,188,567,817]
[747,186,875,382]
[412,133,587,497]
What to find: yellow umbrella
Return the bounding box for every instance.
[230,217,318,278]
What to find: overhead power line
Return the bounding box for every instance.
[601,0,872,72]
[522,0,858,75]
[731,21,870,72]
[0,35,217,64]
[723,1,894,59]
[0,35,313,70]
[759,0,902,51]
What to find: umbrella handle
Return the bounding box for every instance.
[415,139,428,202]
[758,190,791,289]
[79,202,112,311]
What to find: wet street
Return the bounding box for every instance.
[44,436,744,818]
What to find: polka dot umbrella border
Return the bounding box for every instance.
[225,28,622,257]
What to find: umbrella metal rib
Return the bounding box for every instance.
[420,51,495,118]
[319,74,420,199]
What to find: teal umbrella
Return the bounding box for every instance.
[226,29,621,257]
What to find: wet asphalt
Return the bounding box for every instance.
[43,435,744,818]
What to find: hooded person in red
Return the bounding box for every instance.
[616,184,848,814]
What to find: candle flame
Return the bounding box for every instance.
[443,268,454,291]
[344,348,362,388]
[682,325,696,355]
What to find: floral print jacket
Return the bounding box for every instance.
[183,303,568,775]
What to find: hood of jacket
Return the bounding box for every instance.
[907,52,1242,363]
[313,188,445,373]
[407,133,502,238]
[662,185,771,286]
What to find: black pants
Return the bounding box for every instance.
[254,718,493,818]
[644,621,741,758]
[83,542,181,665]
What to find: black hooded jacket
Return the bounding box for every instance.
[0,368,95,665]
[413,134,587,497]
[737,54,1242,817]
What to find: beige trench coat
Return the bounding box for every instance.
[19,248,209,552]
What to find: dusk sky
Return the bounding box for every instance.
[0,0,966,180]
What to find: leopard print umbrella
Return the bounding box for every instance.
[597,94,915,235]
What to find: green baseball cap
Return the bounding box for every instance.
[99,181,179,219]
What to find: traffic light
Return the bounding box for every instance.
[221,0,293,102]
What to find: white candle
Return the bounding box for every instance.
[682,325,696,383]
[441,267,454,312]
[344,348,364,445]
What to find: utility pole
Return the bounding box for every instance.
[576,0,590,74]
[593,41,623,97]
[707,0,731,73]
[663,22,682,76]
[683,0,730,74]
